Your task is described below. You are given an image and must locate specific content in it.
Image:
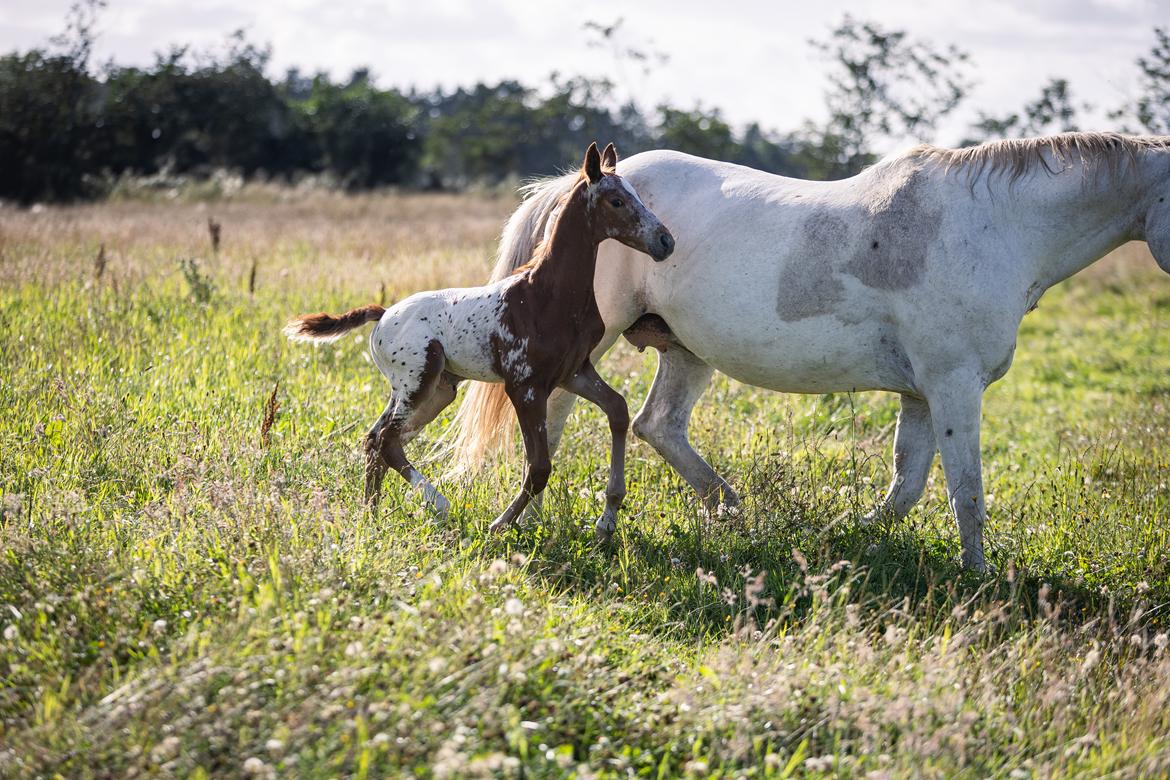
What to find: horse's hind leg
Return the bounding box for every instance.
[564,363,629,540]
[863,394,936,524]
[632,347,739,511]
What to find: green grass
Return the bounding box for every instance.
[2,194,1170,778]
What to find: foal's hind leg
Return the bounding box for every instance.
[365,342,453,517]
[632,347,739,511]
[364,393,409,505]
[564,363,629,541]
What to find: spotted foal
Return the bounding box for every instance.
[286,142,675,536]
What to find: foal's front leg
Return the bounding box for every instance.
[564,362,629,541]
[488,386,551,532]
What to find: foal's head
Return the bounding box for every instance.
[577,142,675,262]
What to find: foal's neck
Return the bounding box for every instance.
[527,183,600,307]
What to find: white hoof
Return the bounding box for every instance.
[417,484,450,521]
[594,513,617,541]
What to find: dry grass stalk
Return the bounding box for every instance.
[93,243,106,281]
[260,381,280,448]
[247,258,258,296]
[208,218,222,253]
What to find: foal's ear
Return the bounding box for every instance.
[601,143,618,170]
[582,142,603,184]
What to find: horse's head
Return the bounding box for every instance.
[580,142,675,262]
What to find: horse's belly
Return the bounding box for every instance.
[667,312,915,395]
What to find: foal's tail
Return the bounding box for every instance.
[448,172,579,474]
[284,304,386,342]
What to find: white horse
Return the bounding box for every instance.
[454,133,1170,571]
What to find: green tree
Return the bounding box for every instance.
[965,78,1085,143]
[0,1,104,201]
[99,34,294,177]
[811,16,972,174]
[655,106,737,161]
[293,70,419,188]
[1134,27,1170,134]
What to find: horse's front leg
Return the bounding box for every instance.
[925,373,988,572]
[488,387,551,532]
[564,362,629,541]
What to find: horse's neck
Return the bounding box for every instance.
[1006,164,1150,290]
[528,189,599,308]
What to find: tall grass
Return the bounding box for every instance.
[1,191,1169,777]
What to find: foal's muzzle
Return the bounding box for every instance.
[651,230,675,262]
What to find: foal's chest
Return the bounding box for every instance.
[494,281,605,387]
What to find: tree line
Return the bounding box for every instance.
[2,2,1168,204]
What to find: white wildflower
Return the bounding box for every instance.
[242,756,267,775]
[151,736,181,763]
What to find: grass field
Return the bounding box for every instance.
[3,189,1170,778]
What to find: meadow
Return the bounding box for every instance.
[2,186,1170,778]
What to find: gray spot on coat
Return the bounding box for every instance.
[844,170,941,290]
[776,214,850,321]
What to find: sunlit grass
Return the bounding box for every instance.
[2,193,1169,777]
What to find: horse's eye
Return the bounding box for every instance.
[610,198,624,208]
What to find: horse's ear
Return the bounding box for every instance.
[601,143,618,170]
[582,142,602,184]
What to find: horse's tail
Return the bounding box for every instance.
[284,304,386,342]
[448,173,579,474]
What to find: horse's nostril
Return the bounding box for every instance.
[660,234,674,249]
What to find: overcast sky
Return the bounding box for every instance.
[3,0,1167,151]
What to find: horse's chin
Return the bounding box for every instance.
[1149,234,1170,275]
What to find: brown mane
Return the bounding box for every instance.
[904,131,1170,184]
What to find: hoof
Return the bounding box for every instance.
[430,494,451,521]
[594,514,617,542]
[488,515,510,533]
[703,484,741,515]
[962,557,992,575]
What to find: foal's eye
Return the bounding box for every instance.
[610,198,624,208]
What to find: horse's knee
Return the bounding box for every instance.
[632,407,664,443]
[610,403,630,435]
[528,461,552,493]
